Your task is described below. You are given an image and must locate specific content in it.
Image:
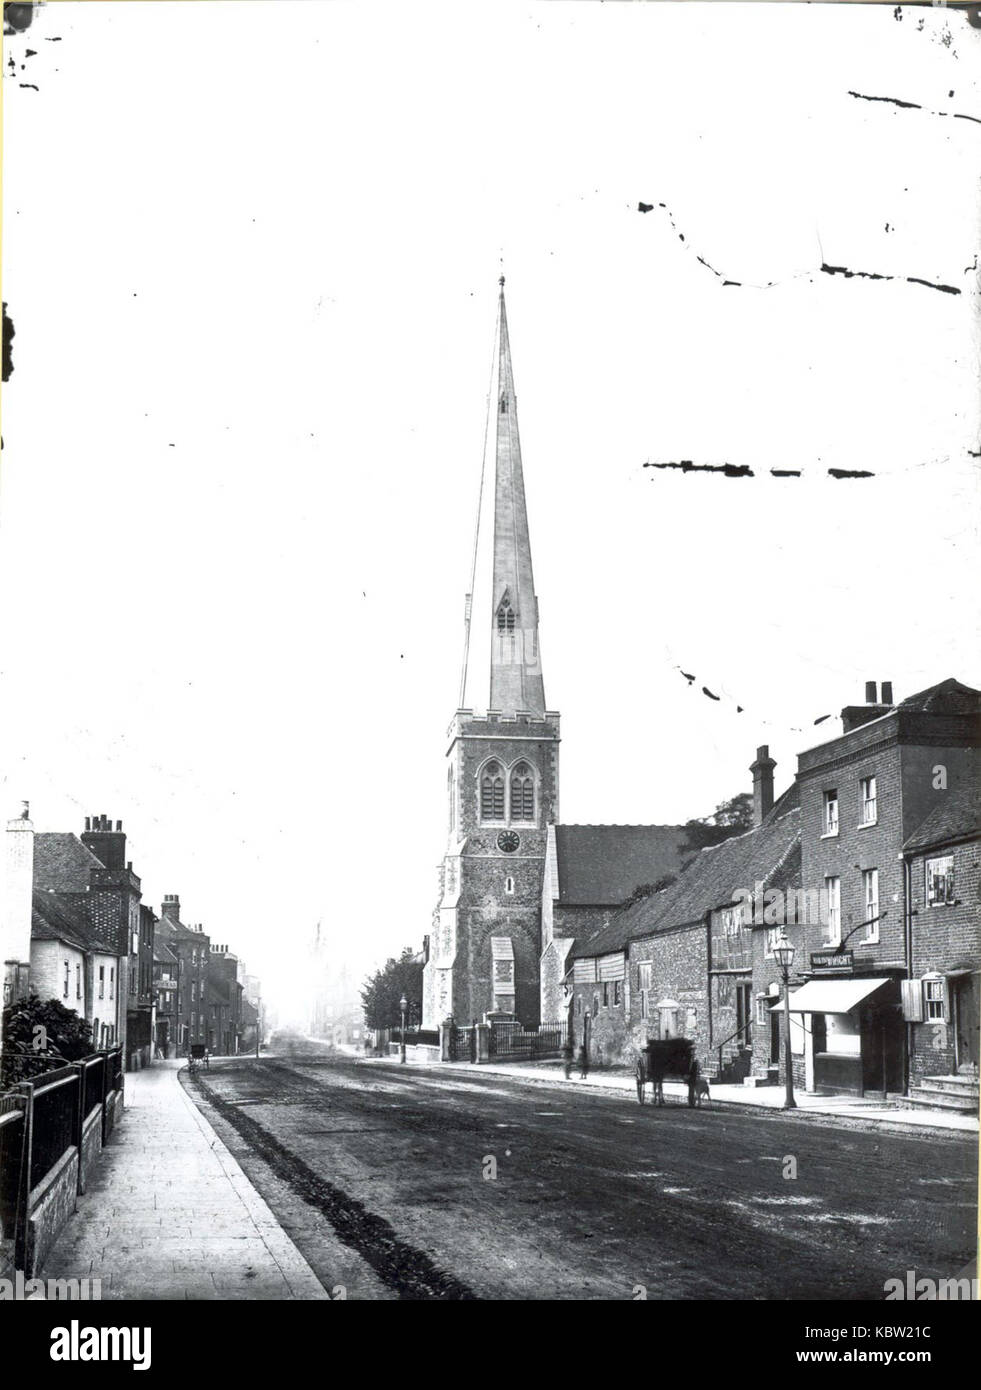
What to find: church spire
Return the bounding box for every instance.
[459,279,546,716]
[489,278,545,715]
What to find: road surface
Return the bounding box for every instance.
[186,1054,976,1301]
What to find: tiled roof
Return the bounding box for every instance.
[904,781,981,853]
[31,891,116,955]
[897,677,981,717]
[33,833,104,892]
[153,940,178,964]
[552,824,690,905]
[571,785,801,961]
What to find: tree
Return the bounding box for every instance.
[360,947,425,1031]
[681,791,755,855]
[1,993,93,1088]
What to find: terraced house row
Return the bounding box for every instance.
[562,679,979,1113]
[1,811,263,1069]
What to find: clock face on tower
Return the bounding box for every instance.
[497,830,520,854]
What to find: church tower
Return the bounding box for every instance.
[423,280,560,1029]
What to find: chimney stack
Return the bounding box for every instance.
[749,745,776,827]
[162,894,181,922]
[81,814,127,870]
[841,681,894,734]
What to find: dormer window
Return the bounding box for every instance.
[510,761,535,821]
[480,761,506,821]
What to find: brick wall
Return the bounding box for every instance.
[908,836,980,1080]
[798,743,906,968]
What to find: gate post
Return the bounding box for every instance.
[101,1050,111,1146]
[14,1081,34,1275]
[438,1021,453,1062]
[474,1023,490,1064]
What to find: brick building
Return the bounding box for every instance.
[207,945,244,1055]
[901,780,979,1111]
[126,903,156,1067]
[784,678,980,1099]
[32,818,141,1055]
[152,936,179,1057]
[155,895,210,1056]
[568,756,801,1073]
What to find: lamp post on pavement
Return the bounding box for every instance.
[772,931,797,1110]
[399,994,407,1065]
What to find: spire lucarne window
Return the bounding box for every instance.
[480,762,506,821]
[497,599,515,634]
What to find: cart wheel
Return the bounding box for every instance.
[636,1062,646,1103]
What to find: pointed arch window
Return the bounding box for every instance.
[480,761,506,821]
[510,761,536,822]
[497,601,515,634]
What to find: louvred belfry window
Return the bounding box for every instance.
[481,762,505,821]
[510,762,535,821]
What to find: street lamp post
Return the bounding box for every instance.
[399,994,407,1065]
[772,931,797,1110]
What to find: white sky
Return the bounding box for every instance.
[1,1,978,1020]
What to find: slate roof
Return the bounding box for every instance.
[897,677,981,717]
[904,781,981,854]
[153,939,178,965]
[552,825,690,905]
[571,784,801,961]
[33,833,104,892]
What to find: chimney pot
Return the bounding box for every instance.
[881,681,893,705]
[116,820,122,832]
[865,681,877,704]
[85,817,91,832]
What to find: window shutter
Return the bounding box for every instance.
[900,978,924,1023]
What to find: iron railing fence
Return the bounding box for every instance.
[27,1066,78,1192]
[80,1053,107,1124]
[489,1020,568,1060]
[0,1094,27,1253]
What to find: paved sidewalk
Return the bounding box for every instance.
[44,1060,329,1299]
[367,1054,978,1135]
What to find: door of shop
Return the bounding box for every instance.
[953,972,980,1074]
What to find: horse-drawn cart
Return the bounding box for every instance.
[636,1037,703,1107]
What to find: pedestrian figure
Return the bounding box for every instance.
[578,1043,589,1080]
[563,1040,574,1080]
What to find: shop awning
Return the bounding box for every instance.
[770,977,891,1015]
